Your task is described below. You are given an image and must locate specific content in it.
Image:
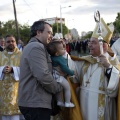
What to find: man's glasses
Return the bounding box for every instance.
[88,41,97,45]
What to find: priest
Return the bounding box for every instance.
[71,17,120,120]
[0,35,22,120]
[51,16,120,120]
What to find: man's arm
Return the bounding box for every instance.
[28,46,62,94]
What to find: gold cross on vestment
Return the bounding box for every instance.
[86,81,90,87]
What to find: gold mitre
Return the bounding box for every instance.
[92,18,114,44]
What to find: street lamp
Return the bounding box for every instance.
[60,5,71,35]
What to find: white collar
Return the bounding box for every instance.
[7,52,13,54]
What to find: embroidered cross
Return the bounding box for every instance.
[86,81,90,87]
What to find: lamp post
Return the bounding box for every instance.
[60,5,71,34]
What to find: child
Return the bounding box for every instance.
[47,39,75,107]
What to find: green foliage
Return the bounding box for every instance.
[0,12,120,44]
[19,24,30,44]
[52,23,68,36]
[0,20,30,44]
[113,12,120,35]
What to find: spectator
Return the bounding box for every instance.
[17,39,24,52]
[73,18,120,120]
[0,36,5,52]
[111,38,120,61]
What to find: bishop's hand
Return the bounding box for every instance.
[98,54,111,68]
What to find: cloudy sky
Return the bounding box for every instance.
[0,0,120,35]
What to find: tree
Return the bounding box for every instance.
[0,20,30,44]
[113,12,120,36]
[52,23,68,37]
[19,24,30,44]
[0,20,17,37]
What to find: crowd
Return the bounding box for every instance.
[61,38,89,58]
[0,16,120,120]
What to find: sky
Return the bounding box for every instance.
[0,0,120,36]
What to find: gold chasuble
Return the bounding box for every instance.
[0,48,21,115]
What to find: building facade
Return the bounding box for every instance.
[40,17,65,25]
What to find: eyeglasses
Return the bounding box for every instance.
[88,41,97,45]
[6,40,15,43]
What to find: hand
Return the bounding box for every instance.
[98,55,110,68]
[53,66,67,76]
[3,66,13,74]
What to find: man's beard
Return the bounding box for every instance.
[6,45,15,52]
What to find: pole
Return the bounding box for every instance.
[60,5,71,34]
[13,0,20,40]
[60,5,62,34]
[56,17,58,33]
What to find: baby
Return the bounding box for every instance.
[47,39,75,107]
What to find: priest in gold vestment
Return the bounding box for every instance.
[0,35,22,120]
